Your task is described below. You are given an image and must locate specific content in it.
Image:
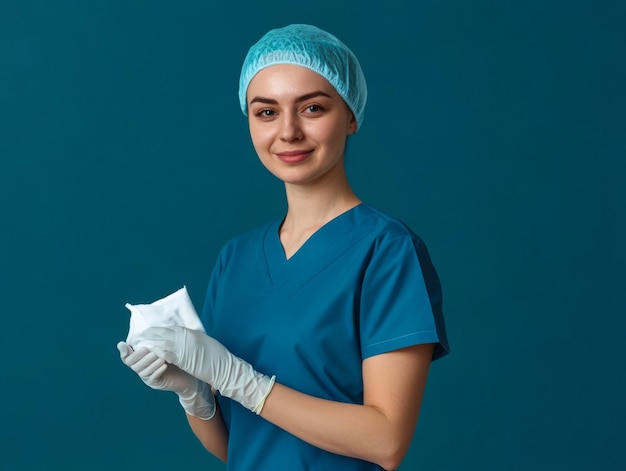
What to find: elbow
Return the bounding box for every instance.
[376,440,409,471]
[378,454,403,471]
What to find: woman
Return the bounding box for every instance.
[118,24,449,470]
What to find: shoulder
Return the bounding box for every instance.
[218,220,277,259]
[356,204,438,287]
[357,203,426,248]
[225,220,275,247]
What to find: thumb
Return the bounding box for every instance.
[117,341,133,359]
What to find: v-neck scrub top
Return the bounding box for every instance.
[201,203,449,470]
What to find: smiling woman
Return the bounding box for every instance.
[247,64,357,190]
[117,23,449,471]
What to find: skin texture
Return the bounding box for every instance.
[187,408,228,462]
[187,64,435,470]
[246,64,361,258]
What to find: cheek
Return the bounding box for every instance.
[319,125,349,152]
[249,125,271,151]
[248,128,274,168]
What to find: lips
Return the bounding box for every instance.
[275,149,313,163]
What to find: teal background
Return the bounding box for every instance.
[1,0,624,469]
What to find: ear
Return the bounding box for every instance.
[347,113,357,135]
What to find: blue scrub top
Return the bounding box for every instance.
[201,203,449,470]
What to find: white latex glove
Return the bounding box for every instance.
[142,327,275,414]
[117,341,215,419]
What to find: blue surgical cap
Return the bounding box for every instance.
[238,24,367,130]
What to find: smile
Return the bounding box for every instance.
[275,150,313,164]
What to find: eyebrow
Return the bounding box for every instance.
[249,91,333,106]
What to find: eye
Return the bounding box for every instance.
[305,104,323,113]
[254,109,276,118]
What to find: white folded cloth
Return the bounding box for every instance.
[125,286,205,349]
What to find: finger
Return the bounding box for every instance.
[138,358,167,382]
[131,351,164,374]
[135,352,165,374]
[117,341,132,360]
[146,362,169,383]
[123,347,155,368]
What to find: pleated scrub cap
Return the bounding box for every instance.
[239,24,367,130]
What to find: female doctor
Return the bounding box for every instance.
[118,24,449,471]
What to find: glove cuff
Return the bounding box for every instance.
[216,356,276,414]
[178,380,216,420]
[252,375,276,415]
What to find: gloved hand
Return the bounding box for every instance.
[141,327,275,414]
[117,341,215,419]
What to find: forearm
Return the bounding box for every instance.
[259,344,433,470]
[144,327,433,468]
[260,385,405,469]
[186,404,229,463]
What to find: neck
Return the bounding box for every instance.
[282,170,361,234]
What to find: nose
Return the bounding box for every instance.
[279,114,304,143]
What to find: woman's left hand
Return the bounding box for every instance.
[141,326,275,414]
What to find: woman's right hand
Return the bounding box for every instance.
[117,341,215,420]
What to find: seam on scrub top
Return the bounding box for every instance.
[365,330,435,348]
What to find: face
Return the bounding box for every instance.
[246,64,357,187]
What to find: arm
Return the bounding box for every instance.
[260,343,433,470]
[145,327,434,470]
[186,404,229,462]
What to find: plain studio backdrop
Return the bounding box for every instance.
[1,1,624,469]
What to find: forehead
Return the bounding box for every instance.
[247,64,339,101]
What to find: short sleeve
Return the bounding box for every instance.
[359,234,449,360]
